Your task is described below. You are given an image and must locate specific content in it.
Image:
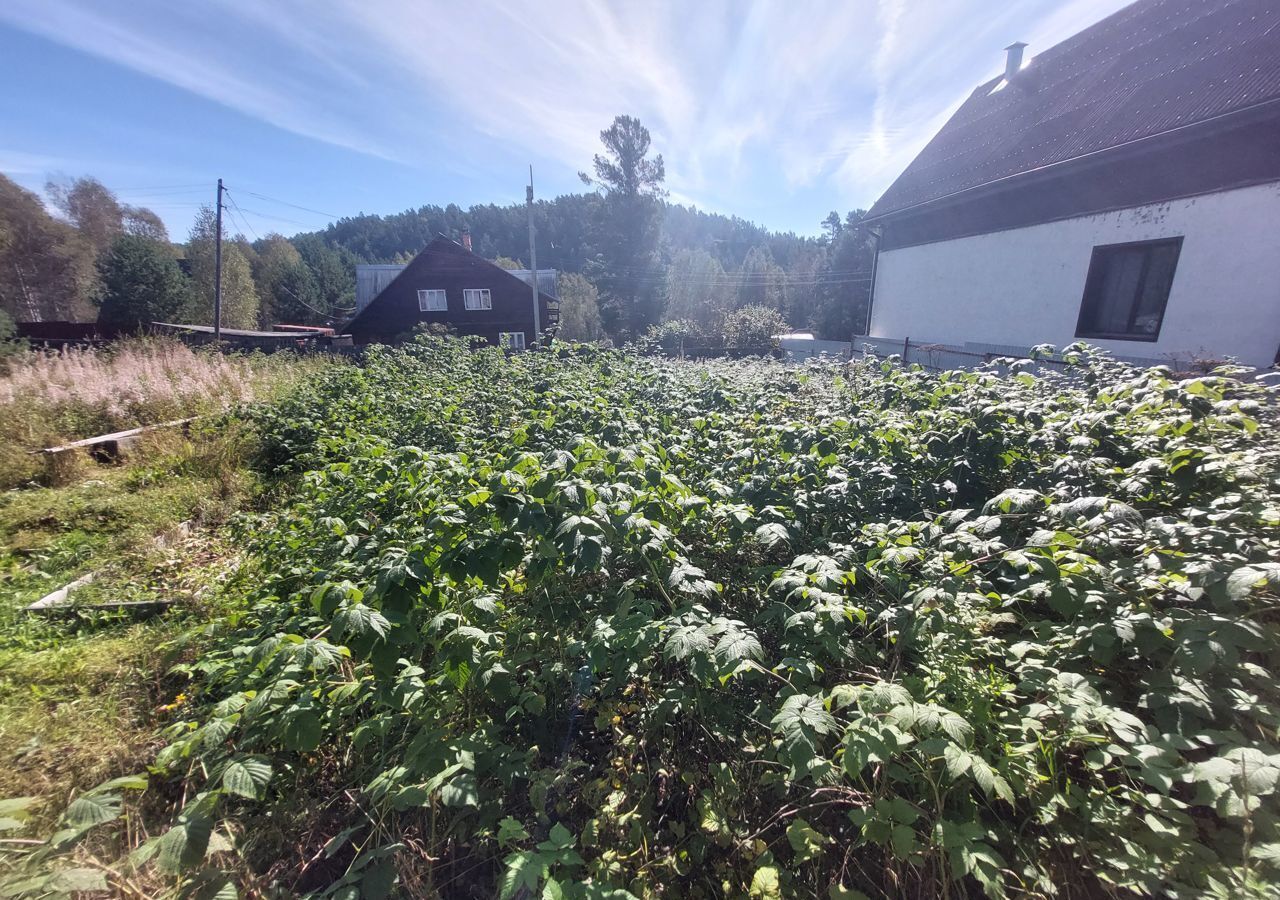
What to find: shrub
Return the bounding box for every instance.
[15,339,1280,898]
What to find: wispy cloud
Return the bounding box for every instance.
[0,0,1136,226]
[0,149,79,176]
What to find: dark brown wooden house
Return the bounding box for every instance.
[342,235,558,347]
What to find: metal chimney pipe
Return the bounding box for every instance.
[1005,42,1027,81]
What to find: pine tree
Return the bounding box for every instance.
[580,115,667,338]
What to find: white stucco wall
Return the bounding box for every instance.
[871,182,1280,367]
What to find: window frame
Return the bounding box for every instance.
[417,289,447,312]
[499,331,526,351]
[1074,237,1183,343]
[463,288,493,311]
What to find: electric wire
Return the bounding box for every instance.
[223,190,354,317]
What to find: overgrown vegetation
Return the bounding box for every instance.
[0,338,335,488]
[3,338,1278,898]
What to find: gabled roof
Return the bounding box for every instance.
[866,0,1280,221]
[340,235,558,335]
[354,262,558,313]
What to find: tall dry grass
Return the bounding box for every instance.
[0,338,335,487]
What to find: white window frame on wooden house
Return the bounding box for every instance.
[463,288,492,310]
[500,331,526,351]
[417,289,447,311]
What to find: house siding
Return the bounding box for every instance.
[344,239,555,346]
[870,181,1280,368]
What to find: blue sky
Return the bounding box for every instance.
[0,0,1133,240]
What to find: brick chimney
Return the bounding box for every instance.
[461,227,473,252]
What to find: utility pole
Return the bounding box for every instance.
[213,178,224,344]
[526,165,541,346]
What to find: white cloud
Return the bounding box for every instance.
[0,0,1139,226]
[0,149,79,176]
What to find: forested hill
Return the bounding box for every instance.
[2,117,875,341]
[287,192,875,342]
[293,194,812,275]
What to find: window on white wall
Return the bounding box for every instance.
[500,331,526,351]
[1075,238,1182,342]
[463,288,492,310]
[417,289,447,311]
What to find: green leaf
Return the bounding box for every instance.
[754,523,791,548]
[890,823,916,858]
[786,817,830,862]
[943,744,973,779]
[497,816,530,847]
[664,624,712,661]
[969,756,1014,804]
[221,757,273,800]
[361,859,396,899]
[541,822,576,851]
[0,797,37,832]
[749,865,782,900]
[89,774,149,794]
[773,694,838,737]
[49,867,109,892]
[1226,563,1280,601]
[714,628,763,664]
[499,850,547,900]
[155,793,218,873]
[982,488,1042,514]
[439,773,479,808]
[64,792,121,829]
[334,603,391,642]
[280,708,323,752]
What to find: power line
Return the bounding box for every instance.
[224,189,353,319]
[402,249,870,283]
[224,205,316,228]
[234,188,343,220]
[221,191,261,242]
[105,181,209,193]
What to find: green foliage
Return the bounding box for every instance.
[0,175,96,324]
[67,339,1280,896]
[556,272,605,343]
[0,775,147,898]
[665,248,733,332]
[186,206,261,330]
[252,233,329,325]
[721,304,787,349]
[95,233,190,329]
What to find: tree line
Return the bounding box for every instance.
[0,116,876,343]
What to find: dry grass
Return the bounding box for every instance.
[0,337,338,488]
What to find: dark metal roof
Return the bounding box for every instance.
[866,0,1280,221]
[152,322,313,339]
[340,236,560,335]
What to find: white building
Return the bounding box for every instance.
[864,0,1280,368]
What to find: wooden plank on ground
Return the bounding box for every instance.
[25,572,95,611]
[39,418,198,455]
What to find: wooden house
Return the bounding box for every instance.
[342,234,558,348]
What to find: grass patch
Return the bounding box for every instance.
[0,425,251,832]
[0,337,340,488]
